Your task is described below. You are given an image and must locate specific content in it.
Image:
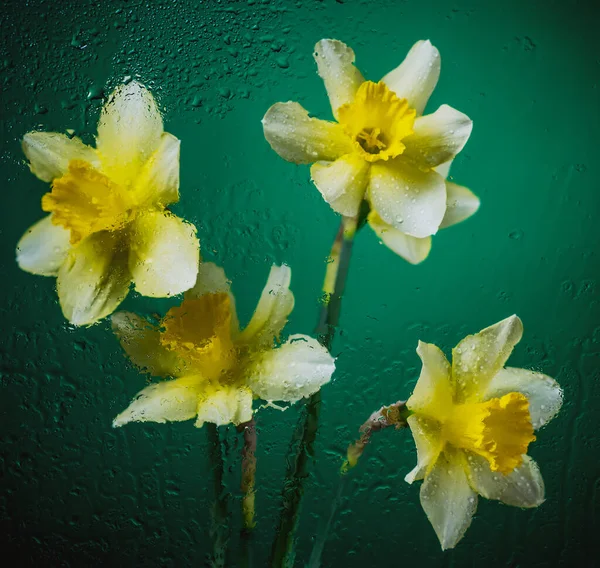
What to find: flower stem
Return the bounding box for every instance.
[207,423,230,568]
[238,418,257,567]
[269,215,359,568]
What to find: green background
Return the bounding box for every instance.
[1,0,599,565]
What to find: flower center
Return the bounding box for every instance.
[42,160,137,244]
[337,81,416,163]
[442,392,536,475]
[160,293,237,380]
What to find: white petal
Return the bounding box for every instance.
[111,311,180,377]
[245,335,335,403]
[16,215,71,276]
[407,341,454,417]
[195,386,254,428]
[420,450,478,550]
[185,262,231,298]
[369,158,447,238]
[484,367,563,429]
[381,40,441,115]
[368,212,431,264]
[452,315,524,403]
[405,415,443,484]
[134,132,180,207]
[466,452,545,508]
[310,153,370,216]
[239,264,294,348]
[57,231,131,326]
[439,181,480,229]
[128,210,199,298]
[96,81,163,183]
[435,160,452,179]
[22,132,100,183]
[403,105,473,168]
[313,39,365,119]
[113,375,202,427]
[262,102,354,164]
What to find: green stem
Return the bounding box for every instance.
[238,418,257,568]
[269,216,359,568]
[207,423,229,568]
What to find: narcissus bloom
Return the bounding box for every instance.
[112,263,335,428]
[405,316,563,549]
[263,39,479,264]
[16,82,199,326]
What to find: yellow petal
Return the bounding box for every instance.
[368,158,446,238]
[403,104,473,169]
[195,385,253,427]
[132,132,180,207]
[381,40,441,116]
[22,131,99,183]
[465,452,545,508]
[113,375,203,427]
[16,215,71,276]
[262,102,353,164]
[128,210,199,298]
[57,231,131,326]
[239,264,294,349]
[439,181,480,229]
[313,39,365,119]
[244,334,335,403]
[310,153,370,216]
[96,81,163,185]
[407,341,453,419]
[405,414,443,484]
[419,449,478,551]
[111,311,181,377]
[452,315,523,403]
[368,211,431,264]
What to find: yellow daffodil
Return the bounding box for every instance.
[405,316,563,550]
[112,263,335,428]
[263,39,479,264]
[16,81,200,326]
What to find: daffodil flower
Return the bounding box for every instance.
[16,81,200,326]
[405,316,563,549]
[263,39,479,263]
[112,263,335,428]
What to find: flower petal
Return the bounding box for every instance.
[369,158,446,238]
[452,315,524,403]
[245,334,335,403]
[368,211,431,264]
[381,40,441,115]
[484,367,563,430]
[21,132,100,183]
[96,81,163,184]
[403,105,473,169]
[128,210,199,298]
[420,449,478,550]
[195,386,253,428]
[310,153,370,216]
[111,311,181,377]
[466,452,545,507]
[408,341,454,417]
[435,160,452,179]
[133,132,180,207]
[113,375,202,427]
[439,182,480,229]
[239,264,294,348]
[16,215,72,276]
[314,39,365,119]
[405,415,443,484]
[57,231,131,326]
[262,102,354,164]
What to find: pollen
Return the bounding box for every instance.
[442,392,536,475]
[337,81,416,162]
[42,160,134,244]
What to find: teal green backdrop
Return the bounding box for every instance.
[1,0,599,565]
